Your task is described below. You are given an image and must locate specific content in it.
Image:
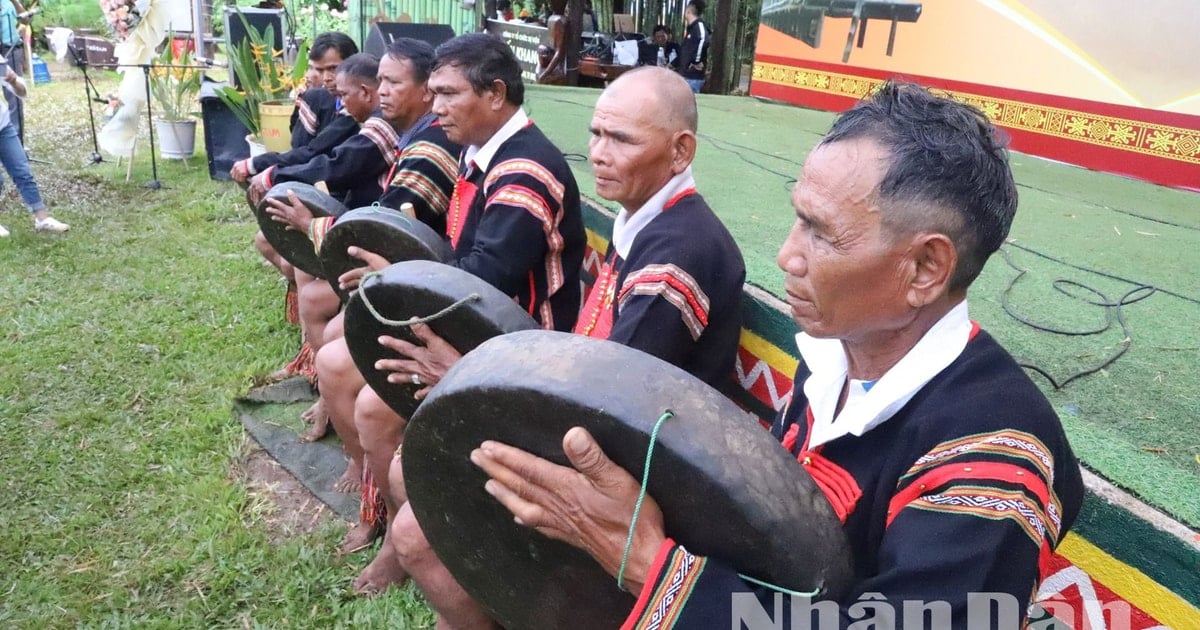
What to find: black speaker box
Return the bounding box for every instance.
[200,80,252,181]
[364,23,457,58]
[224,8,285,88]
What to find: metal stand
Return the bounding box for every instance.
[114,60,210,189]
[69,44,105,166]
[139,64,161,189]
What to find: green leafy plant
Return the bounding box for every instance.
[215,11,309,139]
[148,36,201,122]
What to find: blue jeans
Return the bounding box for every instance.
[0,122,44,212]
[685,78,704,94]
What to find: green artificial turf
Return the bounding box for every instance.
[525,85,1200,527]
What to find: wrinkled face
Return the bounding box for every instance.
[378,55,430,127]
[588,88,679,210]
[335,73,376,122]
[776,138,915,340]
[429,64,495,147]
[311,48,344,92]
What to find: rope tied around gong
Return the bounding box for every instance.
[356,271,481,327]
[619,408,825,600]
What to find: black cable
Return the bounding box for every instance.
[562,152,587,162]
[534,94,801,190]
[697,132,798,191]
[1016,181,1200,231]
[1006,241,1199,306]
[998,247,1159,389]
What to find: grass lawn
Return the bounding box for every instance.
[0,62,434,626]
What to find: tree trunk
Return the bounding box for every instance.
[707,0,732,93]
[567,0,583,85]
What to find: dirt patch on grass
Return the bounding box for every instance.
[235,439,340,541]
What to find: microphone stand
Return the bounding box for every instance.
[139,63,160,189]
[118,61,211,190]
[69,42,104,165]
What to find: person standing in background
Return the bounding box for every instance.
[0,0,29,142]
[676,0,709,94]
[0,0,28,76]
[0,66,69,236]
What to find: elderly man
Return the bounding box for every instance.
[309,34,584,597]
[473,81,1085,628]
[380,65,745,626]
[575,66,744,388]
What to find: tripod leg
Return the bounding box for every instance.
[79,61,104,164]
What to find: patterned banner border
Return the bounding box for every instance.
[752,61,1200,166]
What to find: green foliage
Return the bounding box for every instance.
[293,0,351,43]
[35,0,105,31]
[149,34,202,121]
[215,10,310,138]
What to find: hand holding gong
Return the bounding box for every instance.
[472,426,667,595]
[264,190,315,233]
[375,322,462,400]
[337,246,391,292]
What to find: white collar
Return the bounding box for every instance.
[611,168,696,259]
[797,300,973,449]
[464,109,529,171]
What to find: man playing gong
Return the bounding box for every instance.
[382,66,747,626]
[265,38,460,463]
[233,31,360,279]
[322,34,591,600]
[474,81,1086,628]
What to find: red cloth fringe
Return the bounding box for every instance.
[282,341,317,383]
[285,280,300,325]
[360,466,388,530]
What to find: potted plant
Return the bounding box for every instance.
[215,13,309,155]
[149,36,201,160]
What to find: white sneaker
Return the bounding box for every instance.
[34,216,69,233]
[0,224,9,237]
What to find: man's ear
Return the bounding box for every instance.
[488,79,508,111]
[671,131,697,174]
[906,232,957,308]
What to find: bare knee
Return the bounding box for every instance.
[391,503,433,568]
[299,278,338,313]
[325,311,345,341]
[254,231,274,256]
[356,384,401,421]
[316,338,355,384]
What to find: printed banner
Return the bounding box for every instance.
[750,0,1200,191]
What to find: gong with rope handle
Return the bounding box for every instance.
[343,260,541,420]
[403,330,853,630]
